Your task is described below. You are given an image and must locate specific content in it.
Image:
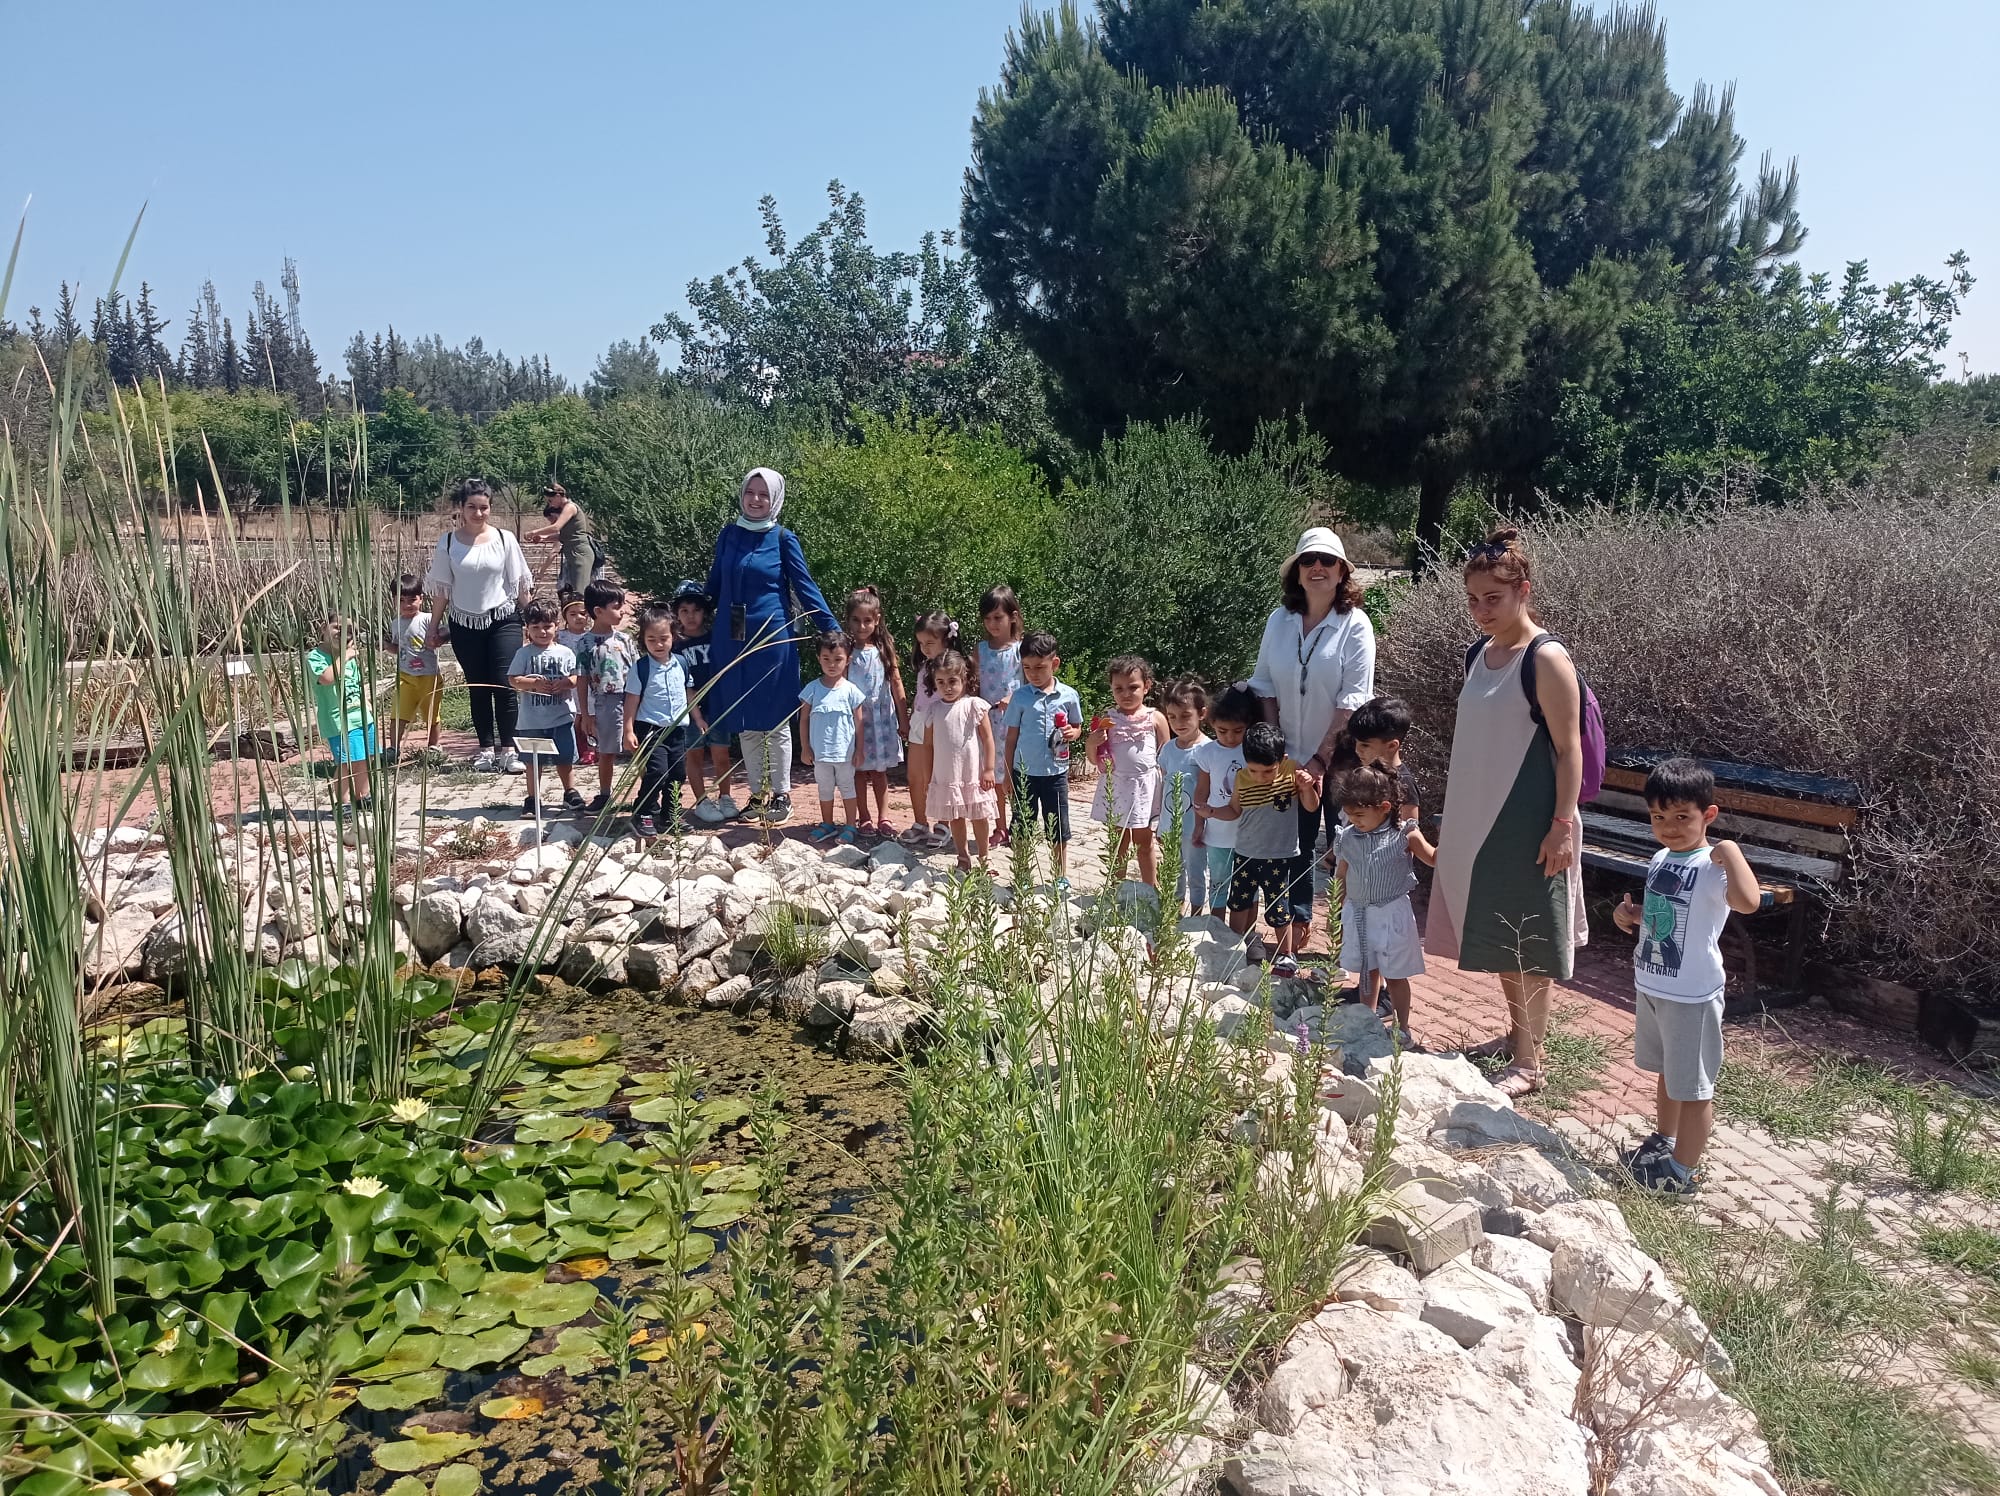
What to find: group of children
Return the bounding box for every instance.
[317,570,1748,1196]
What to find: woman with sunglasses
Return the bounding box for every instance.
[1247,527,1377,944]
[524,481,602,598]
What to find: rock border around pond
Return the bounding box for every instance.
[79,822,1784,1495]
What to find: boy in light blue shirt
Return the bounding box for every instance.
[623,602,704,839]
[999,631,1084,890]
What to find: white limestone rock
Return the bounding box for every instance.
[1417,1259,1539,1347]
[1473,1233,1555,1311]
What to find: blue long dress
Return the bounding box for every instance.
[702,524,836,738]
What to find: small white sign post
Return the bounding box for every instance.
[513,734,561,844]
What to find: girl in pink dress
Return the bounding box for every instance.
[914,649,998,872]
[1089,654,1171,886]
[901,611,960,851]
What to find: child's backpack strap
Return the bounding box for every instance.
[634,653,655,695]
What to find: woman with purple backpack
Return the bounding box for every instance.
[1425,524,1603,1099]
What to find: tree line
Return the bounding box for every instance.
[2,0,1994,543]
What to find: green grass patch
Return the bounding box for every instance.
[1890,1088,2000,1196]
[1537,1004,1613,1111]
[1950,1345,2000,1392]
[1918,1224,2000,1282]
[1618,1184,1999,1496]
[1712,1053,1891,1140]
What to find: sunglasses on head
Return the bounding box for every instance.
[1297,552,1342,568]
[1466,541,1510,563]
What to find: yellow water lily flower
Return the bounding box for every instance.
[149,1324,180,1355]
[130,1440,192,1487]
[342,1176,387,1198]
[389,1097,432,1124]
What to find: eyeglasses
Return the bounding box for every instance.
[1297,552,1341,568]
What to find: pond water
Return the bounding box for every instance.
[332,984,909,1495]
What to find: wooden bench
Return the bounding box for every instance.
[1582,749,1861,1006]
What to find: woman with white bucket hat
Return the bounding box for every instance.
[1247,526,1377,933]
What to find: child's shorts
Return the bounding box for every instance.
[813,758,857,800]
[591,700,626,760]
[327,723,377,765]
[395,671,442,725]
[1228,854,1296,928]
[1338,897,1425,980]
[1633,990,1724,1102]
[520,721,578,767]
[1017,771,1071,844]
[1204,846,1236,909]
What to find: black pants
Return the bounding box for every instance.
[1285,775,1336,925]
[634,723,687,822]
[448,615,522,749]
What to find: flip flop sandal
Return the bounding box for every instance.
[1493,1065,1545,1099]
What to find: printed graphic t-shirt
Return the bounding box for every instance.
[510,643,579,731]
[1234,758,1303,861]
[1635,843,1730,1002]
[393,613,439,676]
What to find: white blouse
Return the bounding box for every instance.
[426,528,531,624]
[1248,604,1377,762]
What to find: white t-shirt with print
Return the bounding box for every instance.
[1634,844,1731,1002]
[1192,738,1247,849]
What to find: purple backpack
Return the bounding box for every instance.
[1463,635,1607,803]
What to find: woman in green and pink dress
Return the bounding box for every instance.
[1425,525,1587,1099]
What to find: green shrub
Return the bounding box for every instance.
[1052,416,1331,687]
[786,408,1060,636]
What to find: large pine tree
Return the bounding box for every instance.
[963,0,1805,549]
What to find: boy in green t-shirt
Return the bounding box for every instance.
[307,615,376,819]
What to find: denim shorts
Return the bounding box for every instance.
[326,724,377,765]
[518,720,578,767]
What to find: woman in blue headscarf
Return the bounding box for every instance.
[701,467,835,824]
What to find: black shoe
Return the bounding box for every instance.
[520,795,540,818]
[1637,1154,1701,1196]
[632,813,659,839]
[563,789,588,812]
[762,795,793,825]
[1619,1132,1674,1176]
[583,792,610,817]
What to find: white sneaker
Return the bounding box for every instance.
[691,795,725,824]
[471,747,498,773]
[498,749,526,775]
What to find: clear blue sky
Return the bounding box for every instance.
[6,0,1994,383]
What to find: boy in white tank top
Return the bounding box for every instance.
[1613,757,1765,1194]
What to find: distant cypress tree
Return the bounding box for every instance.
[134,283,171,383]
[179,293,213,386]
[219,317,242,394]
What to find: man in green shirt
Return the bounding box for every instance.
[307,615,377,820]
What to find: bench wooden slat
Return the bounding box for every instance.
[1581,845,1797,905]
[1583,814,1843,888]
[1590,788,1852,857]
[1608,749,1862,807]
[1601,766,1859,831]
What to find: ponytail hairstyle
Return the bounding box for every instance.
[978,583,1024,641]
[912,610,961,696]
[1462,524,1538,620]
[844,585,898,664]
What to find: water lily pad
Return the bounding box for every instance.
[575,1120,615,1144]
[560,1256,611,1279]
[433,1464,482,1496]
[373,1430,482,1472]
[478,1394,544,1421]
[690,1193,757,1229]
[385,1479,428,1496]
[519,1326,606,1379]
[526,1035,619,1069]
[352,1334,440,1381]
[510,1281,600,1329]
[358,1369,447,1411]
[433,1323,531,1371]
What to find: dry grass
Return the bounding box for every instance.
[1377,483,2000,988]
